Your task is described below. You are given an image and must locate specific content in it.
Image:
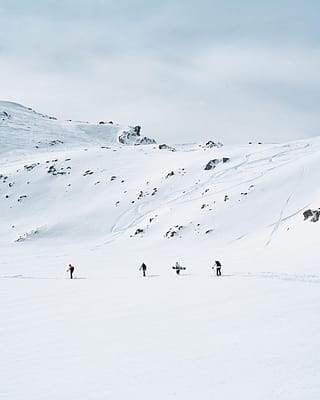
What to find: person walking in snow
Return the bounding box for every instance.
[214,260,222,276]
[172,261,186,275]
[139,262,147,277]
[67,263,75,279]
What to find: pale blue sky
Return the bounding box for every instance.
[0,1,319,143]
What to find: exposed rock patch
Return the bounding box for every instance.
[15,228,41,242]
[165,225,183,238]
[204,159,220,170]
[202,140,223,148]
[118,125,156,145]
[83,170,94,176]
[24,163,39,171]
[204,157,230,170]
[49,140,64,146]
[1,110,11,120]
[159,144,176,152]
[48,165,67,176]
[166,171,175,178]
[303,209,320,222]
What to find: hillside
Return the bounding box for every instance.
[1,101,319,273]
[0,101,155,159]
[1,101,320,400]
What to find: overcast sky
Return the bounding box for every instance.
[0,0,319,144]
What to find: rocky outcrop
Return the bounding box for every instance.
[48,165,68,176]
[24,163,40,171]
[49,140,64,146]
[164,225,183,238]
[204,157,230,170]
[118,125,156,145]
[202,141,223,148]
[204,159,220,170]
[165,171,175,178]
[159,144,176,152]
[15,227,42,242]
[0,111,10,120]
[303,209,320,222]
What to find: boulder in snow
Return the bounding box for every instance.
[165,225,183,238]
[159,144,176,152]
[204,159,221,170]
[203,140,223,148]
[0,111,10,119]
[303,209,320,222]
[118,125,156,145]
[166,171,175,178]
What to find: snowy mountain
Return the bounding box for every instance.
[1,101,319,271]
[1,101,320,400]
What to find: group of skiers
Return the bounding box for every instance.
[66,260,222,279]
[139,260,222,277]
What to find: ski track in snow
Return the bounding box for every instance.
[265,167,306,246]
[104,141,316,246]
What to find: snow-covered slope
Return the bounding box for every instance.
[1,101,319,400]
[1,101,319,271]
[0,101,155,161]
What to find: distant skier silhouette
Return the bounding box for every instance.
[172,261,186,275]
[214,260,222,276]
[67,264,75,279]
[139,262,147,277]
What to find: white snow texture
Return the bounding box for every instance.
[0,101,319,400]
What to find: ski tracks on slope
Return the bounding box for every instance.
[265,166,306,246]
[101,142,314,247]
[102,154,252,245]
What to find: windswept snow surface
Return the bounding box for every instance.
[1,101,320,399]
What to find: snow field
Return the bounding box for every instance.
[1,101,320,399]
[1,272,320,400]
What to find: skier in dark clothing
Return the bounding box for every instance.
[139,262,147,277]
[214,260,222,276]
[67,264,75,279]
[172,261,186,275]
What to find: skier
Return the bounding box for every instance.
[67,263,75,279]
[214,260,222,276]
[172,261,186,275]
[139,262,147,277]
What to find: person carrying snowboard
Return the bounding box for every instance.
[67,263,75,279]
[172,261,186,275]
[139,262,147,277]
[214,260,222,276]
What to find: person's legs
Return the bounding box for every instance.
[70,270,73,279]
[143,270,146,277]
